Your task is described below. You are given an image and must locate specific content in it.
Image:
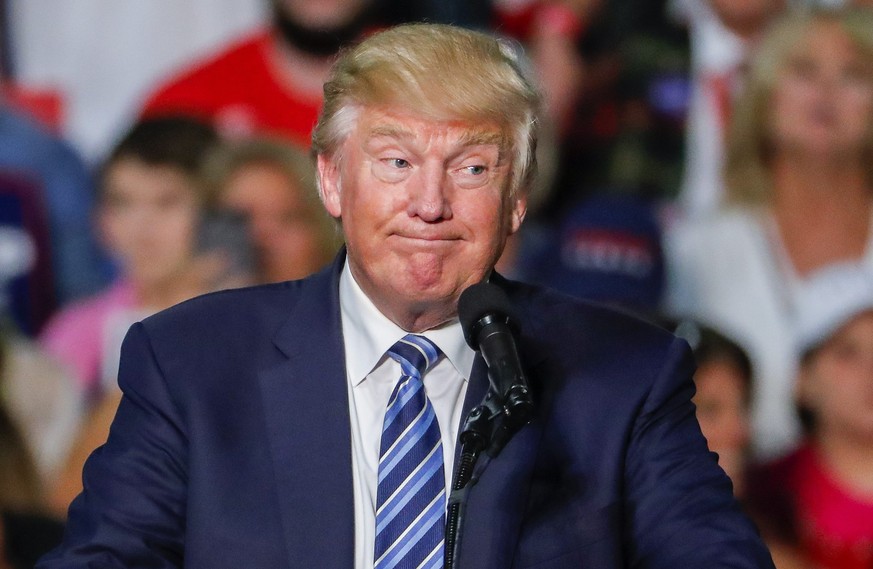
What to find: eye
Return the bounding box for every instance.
[372,156,413,183]
[453,163,491,189]
[842,63,873,87]
[386,158,410,169]
[787,57,817,81]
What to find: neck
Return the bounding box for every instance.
[378,298,456,334]
[814,430,873,499]
[770,153,871,276]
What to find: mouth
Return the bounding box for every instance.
[388,233,462,255]
[391,232,460,243]
[808,103,837,127]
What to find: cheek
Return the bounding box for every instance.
[842,87,873,127]
[805,361,852,411]
[769,87,806,134]
[159,208,198,254]
[99,211,140,254]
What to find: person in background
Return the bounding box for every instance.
[666,317,809,568]
[203,137,340,284]
[140,0,379,147]
[0,401,65,569]
[0,102,106,333]
[39,117,222,397]
[492,0,595,136]
[666,6,873,459]
[747,262,873,569]
[668,319,753,496]
[523,193,666,315]
[0,231,82,493]
[544,0,694,211]
[38,117,230,516]
[676,0,784,217]
[0,298,65,569]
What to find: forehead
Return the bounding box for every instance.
[790,21,864,63]
[353,106,508,150]
[104,159,191,191]
[829,310,873,341]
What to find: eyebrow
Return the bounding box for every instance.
[366,124,507,148]
[367,125,415,142]
[459,130,505,148]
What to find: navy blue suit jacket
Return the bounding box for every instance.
[39,255,774,568]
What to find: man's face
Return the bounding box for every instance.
[318,107,527,330]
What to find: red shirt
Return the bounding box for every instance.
[751,444,873,569]
[141,30,321,148]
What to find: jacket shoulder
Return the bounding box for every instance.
[139,279,307,352]
[504,278,678,352]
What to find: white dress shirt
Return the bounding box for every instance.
[338,261,475,569]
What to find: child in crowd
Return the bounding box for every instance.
[38,117,227,515]
[39,117,220,398]
[668,317,808,568]
[748,263,873,569]
[670,319,753,498]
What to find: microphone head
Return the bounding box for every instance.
[458,281,515,348]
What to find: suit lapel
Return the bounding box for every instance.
[258,256,355,568]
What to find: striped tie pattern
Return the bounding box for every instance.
[374,334,446,569]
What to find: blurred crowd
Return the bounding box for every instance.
[1,0,873,567]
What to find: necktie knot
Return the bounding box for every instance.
[386,334,443,380]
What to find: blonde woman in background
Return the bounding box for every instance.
[666,6,873,459]
[203,138,341,284]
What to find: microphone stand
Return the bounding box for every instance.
[444,385,533,569]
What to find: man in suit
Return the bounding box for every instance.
[39,23,774,569]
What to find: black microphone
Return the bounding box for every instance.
[458,282,534,428]
[445,282,535,568]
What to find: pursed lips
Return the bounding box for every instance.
[389,232,461,245]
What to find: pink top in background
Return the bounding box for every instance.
[39,280,139,392]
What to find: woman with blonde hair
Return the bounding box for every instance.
[204,137,341,284]
[666,6,873,460]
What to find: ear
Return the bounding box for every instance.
[317,154,342,219]
[508,194,527,235]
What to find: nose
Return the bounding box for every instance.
[407,162,452,222]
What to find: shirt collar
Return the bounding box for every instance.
[339,260,475,386]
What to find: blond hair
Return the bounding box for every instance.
[312,23,542,198]
[203,137,341,263]
[725,7,873,205]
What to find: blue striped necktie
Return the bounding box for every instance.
[374,334,446,569]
